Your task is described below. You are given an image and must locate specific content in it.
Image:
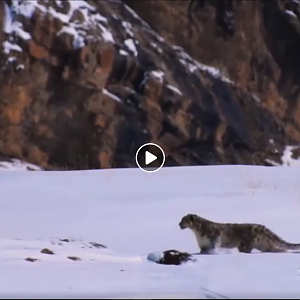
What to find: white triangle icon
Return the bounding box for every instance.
[145,151,157,165]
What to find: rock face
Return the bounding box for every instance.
[0,0,299,169]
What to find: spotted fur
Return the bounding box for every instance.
[179,213,300,254]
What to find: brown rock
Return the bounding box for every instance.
[41,248,55,255]
[291,146,300,160]
[89,242,107,249]
[25,257,40,262]
[0,0,299,169]
[59,239,70,243]
[67,256,81,261]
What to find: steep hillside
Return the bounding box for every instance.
[0,0,299,169]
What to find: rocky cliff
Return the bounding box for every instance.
[0,0,299,170]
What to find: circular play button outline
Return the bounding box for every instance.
[135,143,165,173]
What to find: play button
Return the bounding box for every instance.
[145,151,157,165]
[136,143,165,173]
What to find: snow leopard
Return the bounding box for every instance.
[179,213,300,254]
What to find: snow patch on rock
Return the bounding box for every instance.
[2,0,234,87]
[0,159,42,171]
[2,0,115,68]
[281,145,300,167]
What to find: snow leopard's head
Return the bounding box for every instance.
[179,213,197,230]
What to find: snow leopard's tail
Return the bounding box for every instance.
[262,225,300,250]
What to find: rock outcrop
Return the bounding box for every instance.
[0,0,299,170]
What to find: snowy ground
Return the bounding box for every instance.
[1,164,300,298]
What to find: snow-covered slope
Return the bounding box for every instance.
[1,165,300,298]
